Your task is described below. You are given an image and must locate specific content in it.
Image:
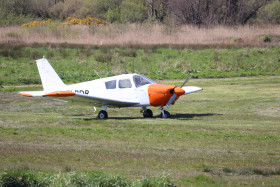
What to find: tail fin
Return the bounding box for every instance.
[36,57,66,92]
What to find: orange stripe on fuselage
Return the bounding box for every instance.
[148,84,176,106]
[43,91,75,97]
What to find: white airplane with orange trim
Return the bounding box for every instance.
[18,57,203,119]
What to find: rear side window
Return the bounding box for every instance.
[119,79,132,88]
[105,80,116,89]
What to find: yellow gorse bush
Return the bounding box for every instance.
[61,17,108,26]
[21,19,53,28]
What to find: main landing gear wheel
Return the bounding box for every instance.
[160,110,171,119]
[98,110,108,119]
[143,109,153,118]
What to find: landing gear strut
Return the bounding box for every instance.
[141,107,153,118]
[160,108,171,119]
[98,105,108,119]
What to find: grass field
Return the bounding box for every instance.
[1,76,280,186]
[1,45,280,86]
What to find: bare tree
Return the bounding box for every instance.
[239,0,272,24]
[146,0,169,22]
[169,0,273,25]
[225,0,240,24]
[170,0,214,25]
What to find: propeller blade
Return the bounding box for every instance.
[165,93,177,109]
[180,75,191,88]
[165,87,186,109]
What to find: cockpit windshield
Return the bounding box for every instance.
[133,75,156,88]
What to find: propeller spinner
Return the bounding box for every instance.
[165,76,190,109]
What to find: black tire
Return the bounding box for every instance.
[160,110,171,119]
[98,110,108,119]
[143,109,153,118]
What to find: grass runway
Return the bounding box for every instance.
[0,77,280,186]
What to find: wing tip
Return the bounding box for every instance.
[18,92,33,97]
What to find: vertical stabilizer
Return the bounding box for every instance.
[36,57,66,92]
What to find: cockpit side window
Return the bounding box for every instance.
[119,79,132,88]
[133,75,155,88]
[105,80,116,89]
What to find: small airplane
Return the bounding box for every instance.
[18,57,203,119]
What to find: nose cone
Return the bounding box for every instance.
[174,87,185,96]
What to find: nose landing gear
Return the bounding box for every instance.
[160,107,171,119]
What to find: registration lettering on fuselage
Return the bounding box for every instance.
[68,90,89,95]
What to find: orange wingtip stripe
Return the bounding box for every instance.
[43,91,75,97]
[18,93,33,97]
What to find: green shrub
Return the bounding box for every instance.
[230,37,243,44]
[203,166,213,173]
[139,177,176,187]
[0,170,45,187]
[259,35,272,43]
[72,172,132,187]
[0,170,176,187]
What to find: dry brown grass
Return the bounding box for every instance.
[1,24,280,47]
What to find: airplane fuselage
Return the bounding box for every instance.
[63,74,184,108]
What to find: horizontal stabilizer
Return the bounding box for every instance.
[18,91,75,97]
[182,86,203,94]
[43,91,75,97]
[18,91,45,97]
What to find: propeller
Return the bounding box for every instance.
[165,75,191,109]
[180,75,191,88]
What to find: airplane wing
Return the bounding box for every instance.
[18,91,139,107]
[56,94,140,107]
[182,86,203,94]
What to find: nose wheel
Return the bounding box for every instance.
[160,109,171,119]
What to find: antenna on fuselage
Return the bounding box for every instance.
[94,70,101,79]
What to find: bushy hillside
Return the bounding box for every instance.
[0,0,280,26]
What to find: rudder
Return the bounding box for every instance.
[36,57,66,92]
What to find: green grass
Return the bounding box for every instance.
[1,44,280,85]
[0,169,175,187]
[0,77,280,186]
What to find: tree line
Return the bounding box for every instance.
[0,0,280,26]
